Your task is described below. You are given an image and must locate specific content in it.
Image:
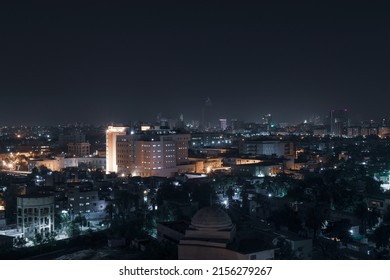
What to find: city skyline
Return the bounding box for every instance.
[1,2,390,125]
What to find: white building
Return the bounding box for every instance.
[29,156,106,172]
[106,126,128,173]
[116,130,190,177]
[17,195,54,237]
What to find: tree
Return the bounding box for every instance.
[372,224,390,250]
[367,208,381,230]
[363,176,382,196]
[67,221,81,238]
[34,233,43,245]
[14,236,27,248]
[274,237,295,260]
[383,206,390,225]
[354,202,368,234]
[316,238,345,260]
[305,205,326,240]
[323,219,352,245]
[269,205,302,232]
[105,203,114,224]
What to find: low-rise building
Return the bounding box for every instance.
[67,189,107,220]
[17,195,55,237]
[67,142,91,157]
[231,162,282,177]
[158,207,275,260]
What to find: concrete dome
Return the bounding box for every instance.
[191,207,232,231]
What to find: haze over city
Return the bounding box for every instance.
[2,1,390,264]
[1,2,390,125]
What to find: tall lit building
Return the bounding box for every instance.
[330,109,348,136]
[116,129,190,177]
[106,126,128,173]
[262,113,272,125]
[201,97,213,131]
[262,113,273,131]
[219,119,227,131]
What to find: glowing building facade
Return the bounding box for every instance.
[116,129,190,177]
[106,126,128,173]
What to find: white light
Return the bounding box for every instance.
[268,193,272,197]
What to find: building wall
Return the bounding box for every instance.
[30,158,62,171]
[17,196,55,237]
[106,126,128,173]
[157,223,185,243]
[29,157,106,171]
[231,164,281,177]
[178,245,274,260]
[67,189,106,218]
[116,133,190,177]
[289,239,313,259]
[239,141,294,157]
[176,134,190,164]
[68,142,91,157]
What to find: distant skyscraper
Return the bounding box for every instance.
[309,115,323,126]
[106,126,128,173]
[202,97,213,131]
[219,119,227,131]
[262,113,272,131]
[330,109,348,136]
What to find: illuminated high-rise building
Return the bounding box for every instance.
[330,109,348,136]
[116,129,190,177]
[201,97,213,131]
[262,113,272,131]
[106,126,128,173]
[262,113,272,125]
[219,118,227,131]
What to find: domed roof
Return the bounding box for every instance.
[191,207,232,230]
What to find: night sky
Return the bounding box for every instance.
[1,2,390,125]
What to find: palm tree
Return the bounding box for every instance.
[305,205,326,240]
[354,202,368,234]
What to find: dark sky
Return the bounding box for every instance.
[1,1,390,125]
